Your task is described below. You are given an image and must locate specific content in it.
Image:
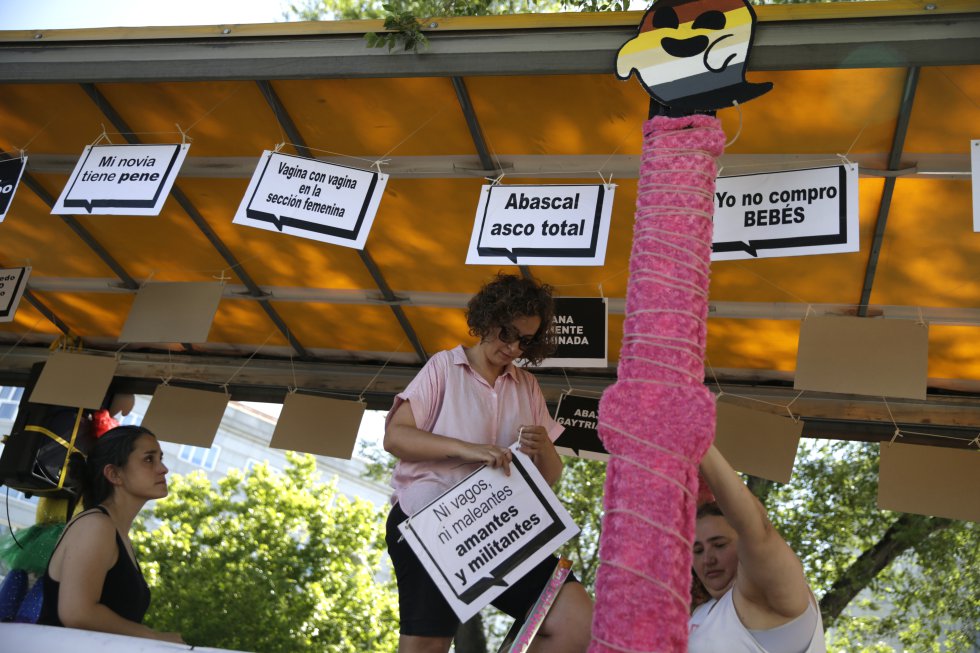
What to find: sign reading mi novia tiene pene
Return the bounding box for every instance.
[233,151,388,249]
[53,144,189,216]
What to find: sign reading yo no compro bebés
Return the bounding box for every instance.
[466,184,616,266]
[398,446,579,623]
[711,164,859,261]
[52,144,189,216]
[232,151,388,250]
[0,156,27,223]
[539,297,608,368]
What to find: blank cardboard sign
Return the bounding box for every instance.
[140,385,228,448]
[878,442,980,523]
[29,351,117,408]
[715,401,803,484]
[119,282,224,344]
[270,393,364,460]
[795,316,927,400]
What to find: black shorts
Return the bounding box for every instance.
[385,502,578,637]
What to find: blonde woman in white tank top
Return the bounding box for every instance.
[688,446,826,653]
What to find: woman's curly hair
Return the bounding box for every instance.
[466,273,556,365]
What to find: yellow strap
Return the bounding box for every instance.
[24,408,85,490]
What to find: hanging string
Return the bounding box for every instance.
[220,330,277,391]
[784,389,805,422]
[935,67,980,113]
[707,356,807,420]
[0,315,45,365]
[175,124,192,145]
[288,352,299,394]
[732,261,813,305]
[12,117,53,154]
[183,85,246,134]
[359,337,407,403]
[90,125,112,146]
[724,100,743,148]
[841,107,874,160]
[880,396,978,447]
[561,367,573,394]
[378,106,448,161]
[597,124,641,178]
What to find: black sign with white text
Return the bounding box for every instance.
[0,156,27,222]
[553,393,607,460]
[540,297,607,368]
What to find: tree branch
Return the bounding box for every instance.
[819,513,952,626]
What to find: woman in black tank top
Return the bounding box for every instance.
[38,425,183,644]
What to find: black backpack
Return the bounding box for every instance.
[0,363,95,503]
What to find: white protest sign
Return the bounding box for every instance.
[711,164,859,260]
[0,156,27,223]
[232,151,388,250]
[398,446,579,622]
[466,184,615,266]
[52,144,189,215]
[0,266,31,323]
[972,140,979,233]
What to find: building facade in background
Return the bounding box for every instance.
[0,391,390,538]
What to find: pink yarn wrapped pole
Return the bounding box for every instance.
[590,114,724,653]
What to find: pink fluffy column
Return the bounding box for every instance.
[590,114,724,653]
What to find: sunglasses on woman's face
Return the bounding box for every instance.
[497,324,539,350]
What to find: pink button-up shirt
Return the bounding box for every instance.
[387,345,563,515]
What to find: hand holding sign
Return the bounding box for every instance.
[517,424,553,459]
[398,444,579,622]
[462,441,513,477]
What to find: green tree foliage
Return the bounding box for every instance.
[554,456,606,590]
[542,441,980,652]
[285,0,568,23]
[360,432,979,651]
[132,454,399,653]
[765,439,980,652]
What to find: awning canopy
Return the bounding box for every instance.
[0,1,978,448]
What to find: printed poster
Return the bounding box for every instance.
[711,164,859,261]
[233,150,387,249]
[466,184,616,266]
[52,144,189,215]
[398,446,579,622]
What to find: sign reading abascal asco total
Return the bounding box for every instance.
[398,446,579,622]
[711,164,859,261]
[52,144,189,216]
[539,297,608,368]
[233,151,388,249]
[0,156,27,223]
[466,184,616,266]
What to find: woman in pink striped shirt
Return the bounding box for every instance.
[384,274,592,653]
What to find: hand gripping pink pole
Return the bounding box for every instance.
[590,114,724,653]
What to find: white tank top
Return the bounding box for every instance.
[688,588,826,653]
